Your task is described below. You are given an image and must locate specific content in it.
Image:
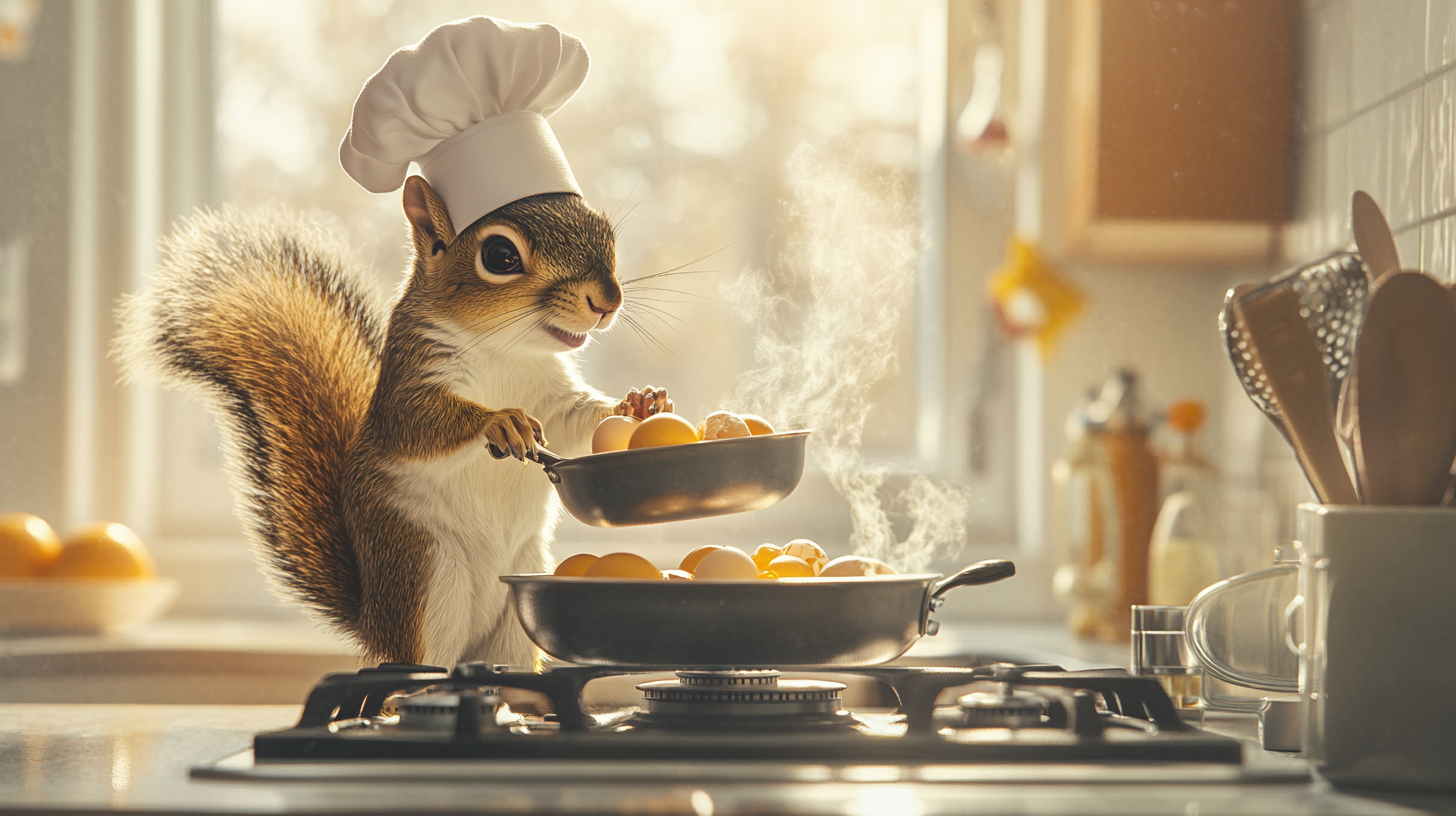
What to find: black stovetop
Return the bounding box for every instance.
[252,660,1242,765]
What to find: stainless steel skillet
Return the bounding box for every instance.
[500,559,1015,667]
[491,431,809,527]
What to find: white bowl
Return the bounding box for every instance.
[0,578,179,635]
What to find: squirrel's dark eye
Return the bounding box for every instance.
[481,236,524,276]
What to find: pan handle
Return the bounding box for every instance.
[487,443,567,481]
[931,559,1016,601]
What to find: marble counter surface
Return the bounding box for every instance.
[0,702,1447,815]
[1,622,1452,815]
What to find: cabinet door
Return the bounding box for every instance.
[1058,0,1298,264]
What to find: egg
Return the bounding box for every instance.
[678,545,721,573]
[700,410,751,441]
[758,570,778,580]
[591,416,640,453]
[628,413,699,449]
[782,539,828,573]
[766,554,815,578]
[750,543,784,571]
[818,555,899,577]
[662,569,694,580]
[583,552,664,579]
[553,553,599,576]
[740,414,776,435]
[691,546,758,580]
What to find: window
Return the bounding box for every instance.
[14,0,1025,618]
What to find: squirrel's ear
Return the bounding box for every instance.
[402,176,456,258]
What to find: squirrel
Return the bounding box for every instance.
[115,175,670,668]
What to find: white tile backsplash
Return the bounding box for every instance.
[1420,218,1453,279]
[1423,71,1456,215]
[1350,0,1429,111]
[1430,0,1456,69]
[1346,105,1393,216]
[1296,0,1456,264]
[1389,88,1426,228]
[1311,0,1354,129]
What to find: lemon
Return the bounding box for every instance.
[50,522,156,579]
[0,512,62,578]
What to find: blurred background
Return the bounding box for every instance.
[1,0,1447,631]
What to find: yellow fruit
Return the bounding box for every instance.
[751,543,784,572]
[553,553,599,576]
[49,522,155,579]
[740,414,776,435]
[583,552,664,579]
[0,512,62,578]
[767,554,815,578]
[678,545,721,574]
[628,413,699,449]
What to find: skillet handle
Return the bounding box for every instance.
[931,559,1016,600]
[487,444,567,470]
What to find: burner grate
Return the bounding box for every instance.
[252,660,1243,764]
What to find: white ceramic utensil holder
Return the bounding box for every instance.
[1294,504,1456,790]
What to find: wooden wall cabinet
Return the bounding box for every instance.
[1055,0,1299,264]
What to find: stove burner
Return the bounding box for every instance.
[956,685,1046,729]
[633,670,855,730]
[394,688,501,731]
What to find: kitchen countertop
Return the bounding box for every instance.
[2,622,1453,815]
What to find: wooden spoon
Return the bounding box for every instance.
[1350,271,1456,505]
[1351,190,1399,284]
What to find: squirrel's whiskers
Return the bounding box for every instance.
[114,177,663,669]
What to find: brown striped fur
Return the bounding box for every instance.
[115,178,622,665]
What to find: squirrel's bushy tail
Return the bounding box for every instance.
[116,207,386,640]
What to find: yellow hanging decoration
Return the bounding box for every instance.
[987,236,1085,359]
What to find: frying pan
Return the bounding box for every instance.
[491,431,809,527]
[500,559,1016,667]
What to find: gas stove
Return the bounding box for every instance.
[208,658,1241,770]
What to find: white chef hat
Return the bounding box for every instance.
[339,16,589,231]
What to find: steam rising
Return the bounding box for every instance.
[725,145,969,572]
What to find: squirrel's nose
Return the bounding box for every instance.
[587,295,615,315]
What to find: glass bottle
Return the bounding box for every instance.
[1051,389,1122,641]
[1148,399,1226,606]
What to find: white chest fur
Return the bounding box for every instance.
[390,328,606,667]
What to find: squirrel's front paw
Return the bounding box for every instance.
[615,386,673,420]
[482,408,546,461]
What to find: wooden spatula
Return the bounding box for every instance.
[1350,271,1456,505]
[1233,286,1359,505]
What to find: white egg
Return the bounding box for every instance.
[818,555,899,577]
[692,546,759,580]
[591,415,641,453]
[782,539,828,573]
